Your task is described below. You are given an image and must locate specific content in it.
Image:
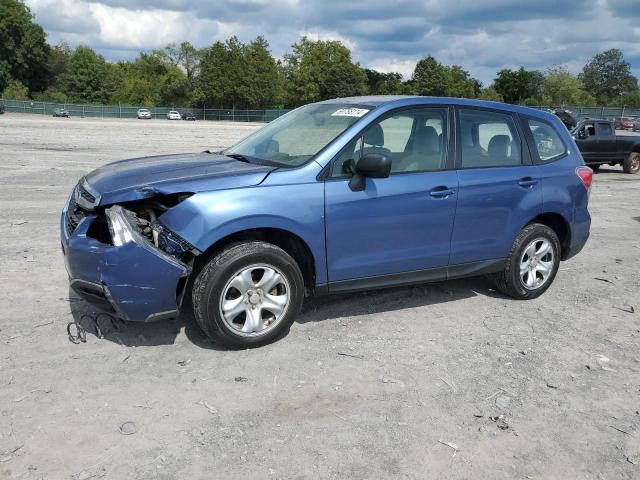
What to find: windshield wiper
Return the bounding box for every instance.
[226,153,253,163]
[225,153,289,169]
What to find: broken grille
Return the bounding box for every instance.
[66,196,88,235]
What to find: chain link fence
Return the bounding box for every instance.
[0,99,292,122]
[2,98,640,123]
[530,105,640,119]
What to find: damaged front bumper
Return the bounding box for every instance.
[61,199,192,322]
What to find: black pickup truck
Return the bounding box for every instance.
[573,119,640,174]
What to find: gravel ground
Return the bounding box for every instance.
[1,114,639,479]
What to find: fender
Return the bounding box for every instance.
[517,208,572,234]
[159,180,328,284]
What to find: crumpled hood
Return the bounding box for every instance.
[84,152,276,206]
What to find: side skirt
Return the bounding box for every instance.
[315,259,506,296]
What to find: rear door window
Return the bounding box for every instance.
[458,109,522,168]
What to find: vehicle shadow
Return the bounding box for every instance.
[298,276,500,324]
[592,166,623,175]
[68,276,501,350]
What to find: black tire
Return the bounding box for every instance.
[192,241,304,348]
[494,223,561,300]
[623,152,640,174]
[590,164,600,172]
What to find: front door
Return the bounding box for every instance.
[324,107,458,284]
[574,121,600,162]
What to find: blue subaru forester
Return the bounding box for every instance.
[61,96,591,347]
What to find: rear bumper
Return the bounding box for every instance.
[564,208,590,261]
[564,231,589,260]
[61,199,190,322]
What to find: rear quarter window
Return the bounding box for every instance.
[526,119,567,162]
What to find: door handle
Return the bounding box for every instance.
[429,186,456,198]
[518,177,538,187]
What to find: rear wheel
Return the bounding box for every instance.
[623,152,640,174]
[494,223,560,300]
[192,241,304,348]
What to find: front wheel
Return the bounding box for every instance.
[494,223,561,300]
[192,241,305,348]
[623,152,640,174]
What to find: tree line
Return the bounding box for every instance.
[2,0,639,109]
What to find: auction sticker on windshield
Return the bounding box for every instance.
[331,108,370,117]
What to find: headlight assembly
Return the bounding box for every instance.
[106,206,135,246]
[104,205,198,262]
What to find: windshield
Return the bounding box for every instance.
[225,103,371,168]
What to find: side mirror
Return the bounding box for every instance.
[349,154,392,191]
[356,154,392,178]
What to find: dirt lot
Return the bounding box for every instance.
[1,114,639,479]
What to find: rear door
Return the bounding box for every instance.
[450,107,543,265]
[574,122,601,162]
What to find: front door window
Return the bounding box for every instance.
[330,108,449,177]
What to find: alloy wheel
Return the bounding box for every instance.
[219,264,291,336]
[519,237,555,290]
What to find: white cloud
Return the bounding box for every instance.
[370,59,418,79]
[24,0,640,83]
[296,29,358,53]
[90,5,184,49]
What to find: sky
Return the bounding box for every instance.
[24,0,640,85]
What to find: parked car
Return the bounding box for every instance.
[137,108,152,119]
[613,116,636,131]
[632,118,640,132]
[166,110,181,120]
[61,97,591,347]
[572,119,640,173]
[53,108,70,118]
[182,112,197,121]
[549,107,577,129]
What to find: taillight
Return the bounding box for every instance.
[576,166,593,190]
